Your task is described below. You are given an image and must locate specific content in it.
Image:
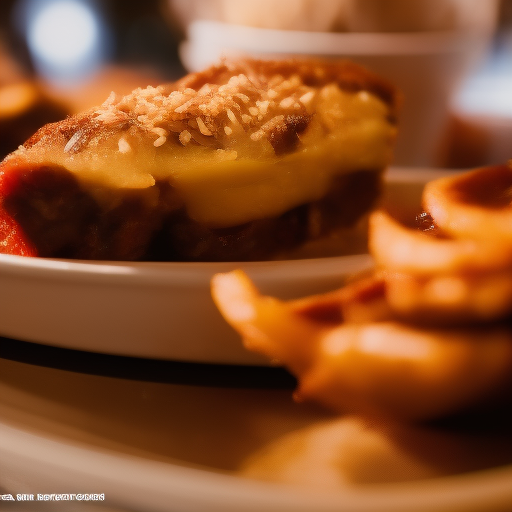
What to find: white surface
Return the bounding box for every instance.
[451,54,512,164]
[167,0,500,34]
[0,416,511,512]
[0,168,448,365]
[0,252,371,365]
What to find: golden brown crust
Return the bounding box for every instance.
[20,57,398,158]
[175,58,399,109]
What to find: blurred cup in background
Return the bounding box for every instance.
[168,0,500,167]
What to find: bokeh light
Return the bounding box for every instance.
[15,0,110,84]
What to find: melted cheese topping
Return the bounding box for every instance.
[12,86,395,228]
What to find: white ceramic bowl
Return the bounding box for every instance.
[0,251,372,366]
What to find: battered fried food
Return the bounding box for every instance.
[212,164,512,420]
[423,164,512,241]
[212,269,512,420]
[370,209,512,276]
[374,165,512,322]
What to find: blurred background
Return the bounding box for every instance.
[0,0,511,167]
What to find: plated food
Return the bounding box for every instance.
[0,57,397,261]
[212,164,512,420]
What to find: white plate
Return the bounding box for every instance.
[1,413,511,512]
[0,362,510,512]
[0,168,449,365]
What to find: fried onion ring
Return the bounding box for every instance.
[369,210,512,276]
[211,270,512,420]
[383,269,512,323]
[211,164,512,421]
[422,165,512,241]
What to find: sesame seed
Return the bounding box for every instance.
[174,101,192,114]
[226,109,238,124]
[153,136,167,147]
[236,93,250,103]
[299,91,315,105]
[279,97,295,109]
[151,127,168,137]
[64,131,83,153]
[257,100,269,115]
[196,117,212,136]
[261,115,285,131]
[250,130,265,141]
[118,137,131,153]
[79,60,373,157]
[179,130,192,145]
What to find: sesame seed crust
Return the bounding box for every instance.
[17,57,398,158]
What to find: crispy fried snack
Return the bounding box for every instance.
[212,270,512,420]
[373,165,512,322]
[211,164,512,420]
[423,165,512,242]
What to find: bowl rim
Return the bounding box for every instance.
[186,20,493,57]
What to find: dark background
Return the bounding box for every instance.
[1,0,512,84]
[0,0,186,81]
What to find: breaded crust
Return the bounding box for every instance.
[175,58,399,108]
[0,57,398,261]
[20,57,398,157]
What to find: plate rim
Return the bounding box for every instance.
[1,418,511,512]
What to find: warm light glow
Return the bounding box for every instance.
[0,83,37,119]
[322,324,433,360]
[359,325,433,360]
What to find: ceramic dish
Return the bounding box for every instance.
[0,168,451,365]
[1,411,511,512]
